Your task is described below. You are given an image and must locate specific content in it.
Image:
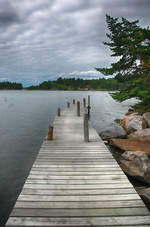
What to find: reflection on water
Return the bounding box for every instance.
[0,90,137,226]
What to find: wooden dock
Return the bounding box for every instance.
[6,103,150,226]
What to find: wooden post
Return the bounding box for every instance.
[57,107,61,116]
[77,101,80,116]
[73,99,75,104]
[67,102,70,108]
[83,98,86,108]
[84,110,89,142]
[47,125,53,140]
[87,95,91,119]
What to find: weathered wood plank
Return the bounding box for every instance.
[39,149,110,151]
[14,200,146,209]
[30,170,123,175]
[33,162,119,165]
[17,194,140,202]
[27,174,127,180]
[33,164,119,168]
[21,188,137,195]
[30,169,123,174]
[40,149,110,152]
[23,183,134,190]
[6,216,150,226]
[36,154,113,157]
[26,179,129,184]
[34,158,115,162]
[11,207,149,217]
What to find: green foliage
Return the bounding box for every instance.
[112,76,150,112]
[97,15,150,112]
[26,77,122,91]
[96,15,150,79]
[0,81,23,89]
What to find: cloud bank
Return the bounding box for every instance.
[0,0,149,85]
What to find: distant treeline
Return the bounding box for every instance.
[26,77,123,91]
[0,81,23,90]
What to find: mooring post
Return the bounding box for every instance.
[67,102,70,108]
[73,99,75,104]
[77,101,80,116]
[57,107,61,116]
[84,109,89,142]
[83,98,86,108]
[87,95,91,119]
[47,125,53,140]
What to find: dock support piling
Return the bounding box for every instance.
[57,107,61,116]
[47,125,53,140]
[67,102,70,108]
[84,110,89,142]
[73,99,75,104]
[87,95,91,119]
[83,98,86,108]
[77,101,80,116]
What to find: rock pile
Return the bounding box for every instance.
[100,110,150,208]
[100,111,150,185]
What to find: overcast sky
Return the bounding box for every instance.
[0,0,149,85]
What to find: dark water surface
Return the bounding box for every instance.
[0,90,137,226]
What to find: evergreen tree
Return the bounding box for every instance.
[96,15,150,112]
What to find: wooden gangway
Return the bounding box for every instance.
[6,103,150,226]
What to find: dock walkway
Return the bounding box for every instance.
[6,104,150,226]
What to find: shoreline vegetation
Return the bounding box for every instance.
[0,81,23,90]
[0,77,123,91]
[26,77,123,91]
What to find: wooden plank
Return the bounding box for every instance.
[36,157,114,160]
[23,183,134,190]
[30,168,123,172]
[6,216,150,226]
[36,154,113,157]
[27,174,127,180]
[40,148,110,150]
[26,179,129,184]
[34,158,115,162]
[40,146,109,148]
[14,200,146,209]
[21,188,136,195]
[33,162,118,165]
[33,164,120,168]
[17,194,140,202]
[37,152,113,155]
[30,171,123,175]
[11,207,149,217]
[39,151,111,154]
[39,151,110,153]
[40,148,109,151]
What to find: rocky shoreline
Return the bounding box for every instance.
[99,110,150,210]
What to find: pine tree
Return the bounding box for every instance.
[96,15,150,81]
[96,15,150,112]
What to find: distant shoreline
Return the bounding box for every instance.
[0,78,122,91]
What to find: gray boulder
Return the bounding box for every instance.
[143,112,150,128]
[100,124,126,140]
[120,151,150,184]
[136,188,150,211]
[120,113,147,134]
[129,128,150,141]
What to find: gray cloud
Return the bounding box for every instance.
[0,1,20,27]
[0,10,19,26]
[0,0,149,85]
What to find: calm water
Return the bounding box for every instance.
[0,90,137,226]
